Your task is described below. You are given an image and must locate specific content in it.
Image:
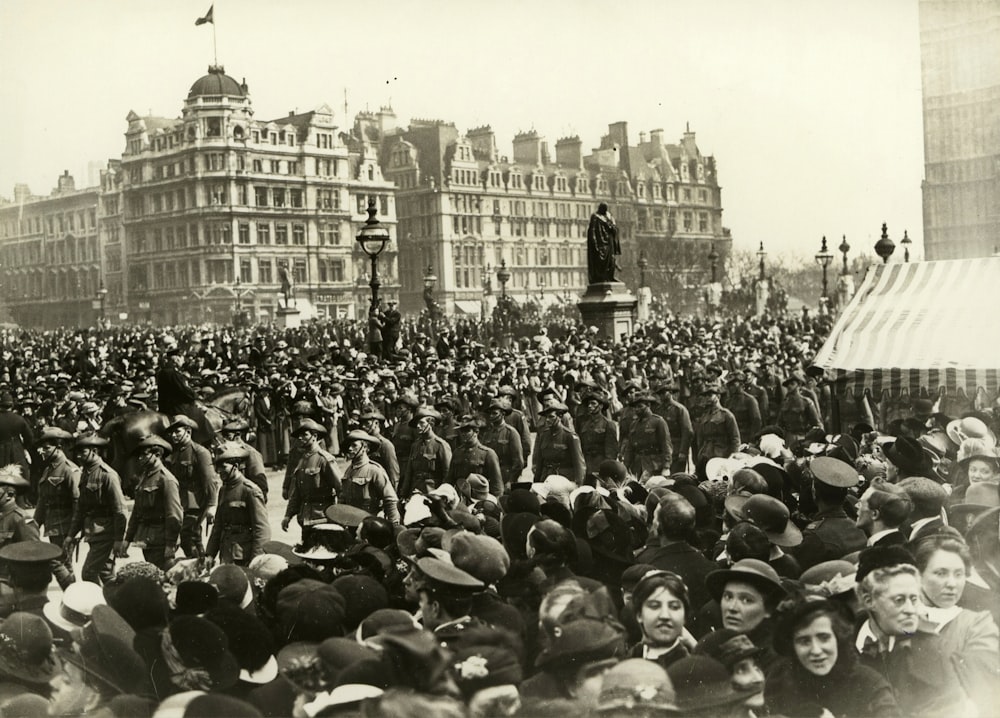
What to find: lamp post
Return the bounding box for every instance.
[95,280,108,327]
[838,235,851,275]
[900,230,912,263]
[355,198,390,312]
[495,259,512,347]
[874,222,895,264]
[756,242,766,281]
[815,236,833,299]
[638,251,648,288]
[707,243,720,283]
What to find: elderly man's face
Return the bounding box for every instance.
[864,572,921,636]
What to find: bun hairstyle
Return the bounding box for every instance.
[632,570,691,619]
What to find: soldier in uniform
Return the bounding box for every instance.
[359,409,400,489]
[617,380,644,461]
[479,399,525,492]
[33,427,79,588]
[390,395,420,485]
[694,382,741,467]
[743,366,771,426]
[206,443,270,566]
[0,466,39,553]
[776,372,822,446]
[722,371,763,441]
[401,407,451,497]
[622,393,672,480]
[653,383,694,474]
[791,456,867,571]
[576,392,619,476]
[447,416,503,498]
[338,430,400,525]
[414,555,486,649]
[282,400,319,500]
[532,402,585,485]
[281,419,343,547]
[497,385,532,460]
[219,418,269,499]
[123,435,183,570]
[0,540,61,619]
[66,434,127,585]
[164,415,220,558]
[432,396,460,452]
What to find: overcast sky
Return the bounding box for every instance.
[0,0,925,262]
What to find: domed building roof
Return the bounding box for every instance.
[188,65,247,99]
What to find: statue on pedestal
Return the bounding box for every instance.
[278,266,295,308]
[587,203,621,284]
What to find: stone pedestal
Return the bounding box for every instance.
[637,286,652,323]
[577,282,638,343]
[276,305,301,329]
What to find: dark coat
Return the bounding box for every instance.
[766,655,900,718]
[634,539,717,613]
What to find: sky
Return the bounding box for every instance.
[0,0,925,262]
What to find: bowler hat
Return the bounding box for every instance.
[883,436,932,476]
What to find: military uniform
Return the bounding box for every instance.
[723,388,762,442]
[284,445,342,545]
[624,412,672,479]
[655,397,694,473]
[126,455,183,569]
[69,458,127,584]
[34,448,80,586]
[506,407,533,459]
[0,503,39,550]
[532,423,585,484]
[777,392,822,445]
[694,405,741,462]
[792,505,867,571]
[402,432,451,497]
[370,434,400,488]
[207,473,270,565]
[480,419,525,491]
[167,439,220,558]
[447,439,503,498]
[340,454,400,525]
[390,413,419,482]
[577,413,619,476]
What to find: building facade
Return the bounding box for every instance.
[0,65,398,328]
[365,116,729,317]
[920,0,1000,260]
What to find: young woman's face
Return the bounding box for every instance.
[721,581,769,633]
[921,549,967,609]
[793,615,838,676]
[967,458,999,484]
[638,586,686,647]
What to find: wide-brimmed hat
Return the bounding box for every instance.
[60,629,148,696]
[883,436,933,476]
[538,402,569,415]
[408,407,442,428]
[291,419,326,436]
[597,658,677,714]
[0,612,58,684]
[668,654,760,712]
[705,558,787,604]
[0,465,29,489]
[534,617,624,670]
[799,560,858,598]
[581,392,610,408]
[214,442,250,464]
[729,494,802,547]
[947,416,997,448]
[43,581,106,633]
[781,371,806,387]
[37,427,74,445]
[73,433,109,449]
[628,392,659,406]
[155,615,240,691]
[948,483,1000,534]
[344,429,380,449]
[133,434,172,455]
[165,415,199,433]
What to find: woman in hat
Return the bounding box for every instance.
[912,531,1000,711]
[0,612,58,700]
[207,443,270,566]
[766,598,898,718]
[628,570,691,669]
[949,439,999,503]
[704,559,788,671]
[693,628,768,713]
[122,435,182,570]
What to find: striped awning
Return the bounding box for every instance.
[811,257,1000,398]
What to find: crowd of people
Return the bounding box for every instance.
[0,311,993,717]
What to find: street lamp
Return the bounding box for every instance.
[495,259,512,347]
[232,277,252,326]
[707,243,719,283]
[355,198,390,312]
[900,230,912,263]
[638,251,648,288]
[838,235,851,275]
[756,242,766,281]
[815,236,833,301]
[874,222,895,264]
[496,259,510,298]
[95,280,108,325]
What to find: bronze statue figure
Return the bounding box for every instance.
[278,265,295,307]
[587,202,621,284]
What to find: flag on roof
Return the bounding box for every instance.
[195,5,214,25]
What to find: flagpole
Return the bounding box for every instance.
[212,5,218,65]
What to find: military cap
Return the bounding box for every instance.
[292,419,326,436]
[133,435,172,454]
[809,456,859,488]
[408,407,442,428]
[456,415,483,431]
[221,418,250,433]
[214,443,250,463]
[344,429,380,449]
[581,391,610,407]
[73,434,109,449]
[165,415,198,433]
[324,504,372,528]
[700,381,724,395]
[0,465,29,489]
[37,427,74,445]
[0,540,63,563]
[628,392,658,406]
[487,398,511,413]
[358,409,386,423]
[416,556,484,592]
[538,402,569,415]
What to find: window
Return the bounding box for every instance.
[239,223,250,244]
[683,211,692,231]
[319,222,340,245]
[255,187,268,206]
[292,259,307,283]
[292,224,305,245]
[240,259,252,283]
[207,153,224,171]
[275,223,288,244]
[288,161,299,175]
[206,118,221,137]
[330,259,344,282]
[270,160,281,173]
[257,223,270,244]
[253,159,263,172]
[237,183,248,205]
[273,188,286,207]
[318,189,334,210]
[357,195,367,214]
[258,258,273,283]
[699,212,708,232]
[210,184,225,205]
[290,189,303,208]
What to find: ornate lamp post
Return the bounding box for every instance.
[638,251,648,288]
[757,242,766,281]
[900,230,912,263]
[707,243,720,283]
[815,236,833,300]
[838,235,851,275]
[495,259,512,347]
[355,198,390,312]
[874,222,895,264]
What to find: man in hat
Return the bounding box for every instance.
[791,457,867,571]
[0,541,59,618]
[338,429,400,525]
[164,414,220,558]
[776,372,822,445]
[401,407,451,498]
[447,416,503,498]
[281,419,343,546]
[282,400,320,500]
[0,466,39,556]
[383,300,402,360]
[497,385,532,459]
[390,395,420,485]
[207,443,270,565]
[723,372,762,442]
[123,435,183,569]
[0,392,33,498]
[623,393,672,481]
[480,398,526,491]
[65,434,128,585]
[33,427,79,588]
[694,382,740,464]
[432,395,460,451]
[576,392,619,476]
[156,347,198,417]
[413,556,486,645]
[220,418,269,499]
[359,410,400,489]
[532,403,585,485]
[654,383,694,473]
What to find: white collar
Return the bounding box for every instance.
[643,639,681,661]
[867,528,899,546]
[855,619,895,653]
[909,516,939,535]
[922,603,963,631]
[239,654,278,684]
